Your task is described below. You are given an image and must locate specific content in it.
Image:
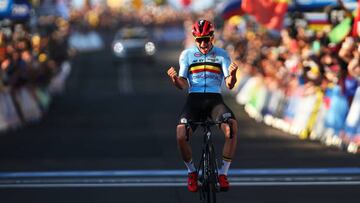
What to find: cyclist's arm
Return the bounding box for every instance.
[225,62,238,89]
[167,67,188,90]
[171,49,190,90]
[222,49,238,90]
[225,75,237,90]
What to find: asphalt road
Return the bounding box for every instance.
[0,36,359,203]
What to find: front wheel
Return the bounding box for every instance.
[203,144,217,203]
[204,181,217,203]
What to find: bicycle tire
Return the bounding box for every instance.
[208,143,218,203]
[198,145,207,202]
[207,182,217,203]
[204,143,217,203]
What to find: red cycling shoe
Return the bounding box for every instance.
[218,174,230,191]
[187,172,198,192]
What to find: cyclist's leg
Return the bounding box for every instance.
[211,103,238,180]
[177,95,202,192]
[176,123,193,163]
[211,104,237,191]
[177,94,200,169]
[211,103,238,158]
[221,118,237,158]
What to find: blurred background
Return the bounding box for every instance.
[0,0,360,202]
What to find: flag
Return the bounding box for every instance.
[132,0,143,10]
[304,12,331,32]
[181,0,191,8]
[241,0,288,30]
[220,0,244,20]
[329,18,352,43]
[352,0,360,37]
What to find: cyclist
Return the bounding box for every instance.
[167,19,238,192]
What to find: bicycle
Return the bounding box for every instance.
[186,119,233,203]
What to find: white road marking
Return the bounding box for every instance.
[1,168,360,188]
[2,167,360,178]
[118,62,133,94]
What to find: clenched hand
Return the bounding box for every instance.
[167,67,178,79]
[226,62,238,89]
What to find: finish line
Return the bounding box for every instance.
[1,167,360,178]
[1,167,360,188]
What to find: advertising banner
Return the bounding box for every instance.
[11,0,31,20]
[0,0,31,20]
[289,0,357,11]
[0,0,12,18]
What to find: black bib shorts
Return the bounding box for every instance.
[178,93,236,130]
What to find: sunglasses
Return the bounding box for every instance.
[195,36,211,43]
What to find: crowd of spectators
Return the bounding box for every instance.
[217,12,360,153]
[0,15,71,131]
[68,4,186,32]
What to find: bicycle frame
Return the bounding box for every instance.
[187,120,222,203]
[199,127,218,203]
